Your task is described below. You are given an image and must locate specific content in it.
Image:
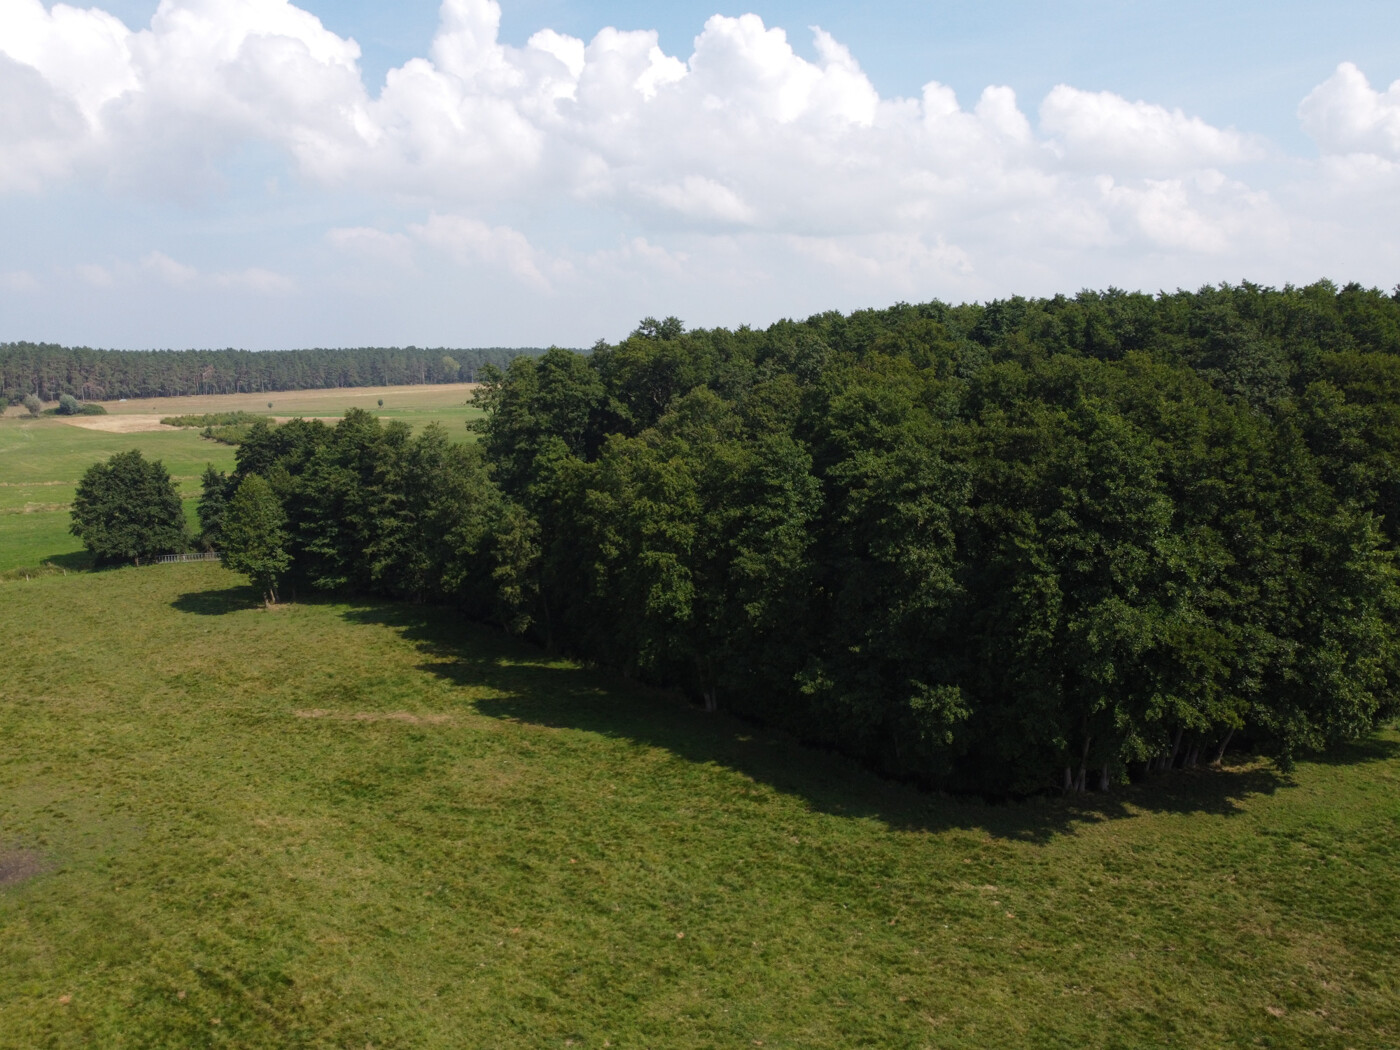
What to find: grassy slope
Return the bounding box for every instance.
[0,387,483,573]
[1,564,1397,1049]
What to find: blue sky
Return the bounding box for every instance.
[3,0,1400,348]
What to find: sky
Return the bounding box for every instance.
[3,0,1400,349]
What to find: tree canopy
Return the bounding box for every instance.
[194,280,1400,794]
[70,449,188,565]
[220,475,291,605]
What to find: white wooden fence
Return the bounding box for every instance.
[154,551,222,564]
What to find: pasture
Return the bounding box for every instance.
[95,382,482,432]
[0,384,483,573]
[0,563,1397,1048]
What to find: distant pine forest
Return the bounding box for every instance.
[171,280,1400,795]
[0,343,550,402]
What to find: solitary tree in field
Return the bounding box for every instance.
[57,393,80,415]
[220,474,291,605]
[22,394,41,417]
[70,449,188,565]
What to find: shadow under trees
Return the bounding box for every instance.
[171,586,269,616]
[327,599,1397,844]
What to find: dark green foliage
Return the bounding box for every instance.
[69,449,187,565]
[52,394,104,415]
[197,465,236,549]
[162,411,271,428]
[220,474,291,604]
[200,424,257,445]
[229,282,1400,794]
[0,344,549,403]
[212,411,506,611]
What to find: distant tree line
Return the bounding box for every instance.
[0,344,549,403]
[105,283,1400,793]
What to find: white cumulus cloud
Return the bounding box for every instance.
[2,0,1398,346]
[1300,61,1400,158]
[1041,86,1263,172]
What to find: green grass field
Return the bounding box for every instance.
[0,385,483,573]
[1,562,1397,1048]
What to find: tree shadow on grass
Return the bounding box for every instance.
[171,586,265,615]
[43,550,93,572]
[338,601,1394,844]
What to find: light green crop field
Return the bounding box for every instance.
[1,563,1397,1048]
[0,385,483,573]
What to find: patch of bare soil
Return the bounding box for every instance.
[0,850,47,888]
[58,415,175,433]
[295,709,452,725]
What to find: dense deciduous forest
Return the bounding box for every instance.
[190,282,1400,794]
[0,343,546,402]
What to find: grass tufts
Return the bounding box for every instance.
[0,563,1397,1047]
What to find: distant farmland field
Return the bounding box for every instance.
[92,380,481,421]
[0,562,1397,1047]
[0,383,483,573]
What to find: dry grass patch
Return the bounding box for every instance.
[98,382,481,417]
[0,850,47,889]
[56,415,176,433]
[0,503,69,515]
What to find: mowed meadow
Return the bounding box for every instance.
[3,379,1400,1047]
[0,562,1398,1048]
[0,384,481,574]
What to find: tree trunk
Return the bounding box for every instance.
[1168,726,1184,770]
[1098,763,1110,793]
[539,589,554,652]
[1212,728,1236,768]
[1075,735,1093,793]
[703,688,717,714]
[1063,766,1073,793]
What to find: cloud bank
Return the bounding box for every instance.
[1,0,1397,346]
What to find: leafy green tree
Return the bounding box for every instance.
[365,423,500,604]
[57,393,80,415]
[70,450,188,565]
[471,349,611,492]
[197,465,236,549]
[22,393,41,417]
[295,409,406,592]
[221,474,291,605]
